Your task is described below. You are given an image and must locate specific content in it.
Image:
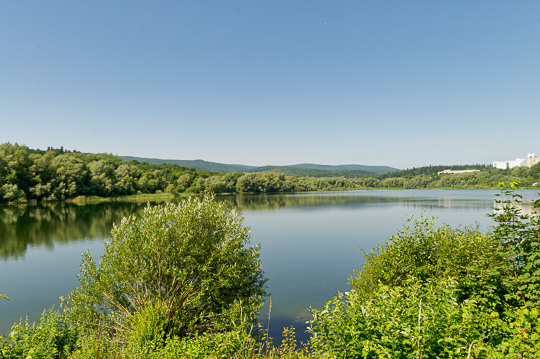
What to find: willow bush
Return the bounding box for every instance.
[65,195,267,345]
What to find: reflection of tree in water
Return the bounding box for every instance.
[401,199,494,212]
[219,193,506,215]
[218,193,394,211]
[0,202,149,260]
[2,193,523,259]
[217,193,442,211]
[492,200,538,216]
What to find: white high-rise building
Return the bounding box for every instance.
[493,153,539,169]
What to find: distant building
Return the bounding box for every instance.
[437,169,480,175]
[493,153,539,169]
[522,153,540,168]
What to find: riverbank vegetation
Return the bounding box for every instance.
[1,185,539,358]
[2,142,540,204]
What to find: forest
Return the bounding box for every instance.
[1,142,539,204]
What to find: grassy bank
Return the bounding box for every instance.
[66,192,178,203]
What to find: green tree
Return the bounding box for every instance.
[489,182,540,309]
[88,160,116,196]
[51,154,88,200]
[175,173,192,192]
[0,183,26,202]
[66,195,266,342]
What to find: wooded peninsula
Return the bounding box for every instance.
[1,142,539,204]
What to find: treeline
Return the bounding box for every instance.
[2,142,540,203]
[0,143,219,203]
[249,165,376,177]
[379,164,492,178]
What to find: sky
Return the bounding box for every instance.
[1,1,539,169]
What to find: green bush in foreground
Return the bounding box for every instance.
[65,195,266,344]
[348,215,505,308]
[308,184,540,358]
[1,308,79,359]
[309,279,496,358]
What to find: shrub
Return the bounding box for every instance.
[308,279,496,358]
[311,184,540,358]
[0,308,79,359]
[348,215,505,309]
[489,183,540,310]
[65,195,266,345]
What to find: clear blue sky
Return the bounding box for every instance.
[1,1,539,169]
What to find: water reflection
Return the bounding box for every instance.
[0,189,538,340]
[220,189,538,214]
[2,190,537,261]
[0,202,147,260]
[219,193,402,210]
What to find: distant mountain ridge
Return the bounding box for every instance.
[122,156,256,173]
[122,156,399,176]
[289,163,398,174]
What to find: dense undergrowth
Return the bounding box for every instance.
[1,184,539,358]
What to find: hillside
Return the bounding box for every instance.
[250,166,377,177]
[121,156,255,173]
[121,156,399,176]
[290,163,398,174]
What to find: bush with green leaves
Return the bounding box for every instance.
[308,279,498,358]
[65,195,266,345]
[348,215,505,309]
[488,182,540,310]
[0,308,79,359]
[310,184,540,358]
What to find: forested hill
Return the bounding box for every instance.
[121,156,399,175]
[121,156,255,173]
[290,163,398,174]
[378,164,493,178]
[251,166,377,177]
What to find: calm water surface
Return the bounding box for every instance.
[1,189,538,341]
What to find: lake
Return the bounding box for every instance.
[1,189,538,342]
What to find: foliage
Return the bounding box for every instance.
[0,142,218,203]
[488,182,540,310]
[65,195,266,343]
[379,164,491,179]
[249,165,377,177]
[308,279,496,358]
[493,306,540,358]
[310,182,540,358]
[122,156,256,173]
[0,308,79,359]
[348,215,504,307]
